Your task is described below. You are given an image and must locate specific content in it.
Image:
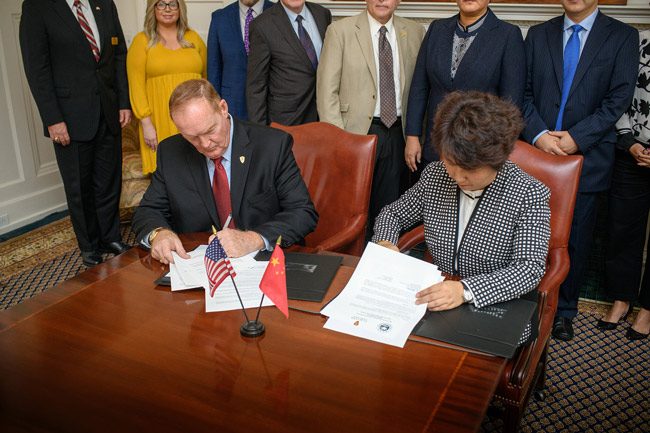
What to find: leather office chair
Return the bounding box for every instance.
[271,122,377,256]
[397,140,583,432]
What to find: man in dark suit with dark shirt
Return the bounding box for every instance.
[19,0,132,267]
[246,0,331,125]
[207,0,274,120]
[132,79,318,264]
[522,0,638,340]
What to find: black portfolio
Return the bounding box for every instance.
[413,291,538,358]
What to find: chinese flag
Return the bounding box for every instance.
[259,244,288,318]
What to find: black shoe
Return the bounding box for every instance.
[552,316,574,341]
[596,307,631,330]
[100,241,131,255]
[81,251,103,267]
[626,327,649,341]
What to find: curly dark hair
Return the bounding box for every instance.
[432,91,524,170]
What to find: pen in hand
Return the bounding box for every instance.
[211,214,232,236]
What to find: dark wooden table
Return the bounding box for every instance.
[0,234,505,433]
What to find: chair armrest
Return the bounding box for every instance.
[312,215,366,253]
[499,247,570,389]
[397,225,425,252]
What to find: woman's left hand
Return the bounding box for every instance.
[415,280,465,311]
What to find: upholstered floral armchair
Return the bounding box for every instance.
[119,120,150,211]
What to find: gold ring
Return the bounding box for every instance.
[53,136,59,142]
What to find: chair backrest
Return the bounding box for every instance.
[509,140,582,254]
[509,140,582,311]
[270,122,377,256]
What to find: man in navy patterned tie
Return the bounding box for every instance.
[522,0,638,341]
[207,0,273,120]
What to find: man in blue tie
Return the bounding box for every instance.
[206,0,274,120]
[522,0,638,341]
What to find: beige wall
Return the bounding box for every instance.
[0,0,648,235]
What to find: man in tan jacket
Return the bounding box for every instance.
[317,0,424,240]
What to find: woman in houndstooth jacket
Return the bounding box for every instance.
[373,91,551,342]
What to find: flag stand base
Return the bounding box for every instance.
[240,321,265,337]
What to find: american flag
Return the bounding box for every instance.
[204,237,236,297]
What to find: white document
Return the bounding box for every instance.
[321,242,443,348]
[169,245,208,291]
[170,245,209,291]
[205,257,275,313]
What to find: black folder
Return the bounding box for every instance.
[413,292,537,358]
[255,252,342,302]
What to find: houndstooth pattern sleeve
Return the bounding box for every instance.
[371,164,432,245]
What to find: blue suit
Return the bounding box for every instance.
[523,12,638,319]
[207,0,274,120]
[406,9,526,163]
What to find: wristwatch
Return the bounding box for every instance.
[148,227,167,245]
[462,285,474,304]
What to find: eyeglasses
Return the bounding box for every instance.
[155,1,179,11]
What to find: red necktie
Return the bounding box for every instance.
[212,157,234,229]
[73,0,100,62]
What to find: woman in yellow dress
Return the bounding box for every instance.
[127,0,207,174]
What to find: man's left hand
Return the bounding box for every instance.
[212,228,265,258]
[119,109,133,128]
[415,280,465,311]
[549,130,579,154]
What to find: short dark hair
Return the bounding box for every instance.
[169,79,222,119]
[432,91,523,170]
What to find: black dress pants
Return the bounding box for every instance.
[604,150,650,310]
[53,118,122,252]
[367,118,406,241]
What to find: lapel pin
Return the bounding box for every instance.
[239,156,245,164]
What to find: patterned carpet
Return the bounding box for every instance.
[0,217,648,432]
[0,214,136,310]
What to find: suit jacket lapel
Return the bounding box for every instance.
[545,16,564,94]
[52,0,87,37]
[436,17,457,89]
[229,120,252,225]
[355,13,378,89]
[308,2,327,41]
[228,4,246,57]
[271,5,313,70]
[569,12,610,98]
[186,143,220,228]
[394,16,409,97]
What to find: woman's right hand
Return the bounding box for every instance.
[141,117,158,151]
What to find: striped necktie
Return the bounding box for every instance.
[73,0,100,62]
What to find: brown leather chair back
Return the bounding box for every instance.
[271,122,377,256]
